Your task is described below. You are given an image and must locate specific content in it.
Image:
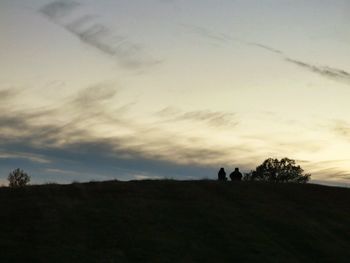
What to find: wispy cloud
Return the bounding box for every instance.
[44,168,84,176]
[0,85,246,182]
[2,84,331,182]
[183,23,350,85]
[246,42,283,54]
[182,23,282,55]
[0,151,50,164]
[310,167,350,181]
[40,0,80,20]
[332,120,350,139]
[40,0,161,70]
[0,89,19,100]
[286,58,350,85]
[181,24,232,43]
[1,86,348,184]
[72,83,118,108]
[157,107,238,128]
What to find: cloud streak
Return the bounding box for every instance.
[181,24,233,43]
[182,23,282,54]
[41,3,350,84]
[157,107,238,128]
[40,0,79,20]
[183,23,350,85]
[286,58,350,85]
[246,42,283,54]
[332,120,350,140]
[40,1,161,70]
[0,151,50,164]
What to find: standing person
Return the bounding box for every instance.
[230,168,242,181]
[218,168,227,181]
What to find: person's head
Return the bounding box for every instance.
[220,167,225,171]
[235,167,239,171]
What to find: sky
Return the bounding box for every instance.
[0,0,350,186]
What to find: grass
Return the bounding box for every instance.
[0,180,350,262]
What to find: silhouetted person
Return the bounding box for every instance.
[230,168,242,181]
[218,168,227,181]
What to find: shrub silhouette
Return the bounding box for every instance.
[245,158,310,183]
[8,168,30,187]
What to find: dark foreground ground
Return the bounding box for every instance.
[1,180,350,263]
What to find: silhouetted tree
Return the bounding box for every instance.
[242,170,255,181]
[218,168,227,181]
[8,168,30,187]
[245,158,310,183]
[229,168,242,181]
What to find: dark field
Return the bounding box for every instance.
[1,180,350,262]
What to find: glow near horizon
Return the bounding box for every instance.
[0,0,350,184]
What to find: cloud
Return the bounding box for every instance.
[332,120,350,139]
[2,87,328,182]
[0,89,19,100]
[300,159,350,184]
[0,151,50,164]
[157,107,238,128]
[0,85,247,183]
[182,24,350,85]
[0,83,122,147]
[246,42,283,54]
[40,0,80,20]
[1,86,348,185]
[181,23,283,56]
[0,125,224,183]
[72,83,118,108]
[0,88,25,112]
[40,1,161,70]
[286,58,350,84]
[311,168,350,180]
[181,24,232,43]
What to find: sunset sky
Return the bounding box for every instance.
[1,0,350,185]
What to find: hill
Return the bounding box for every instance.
[1,180,350,262]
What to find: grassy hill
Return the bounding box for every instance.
[1,180,350,263]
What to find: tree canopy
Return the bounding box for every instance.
[245,158,310,183]
[8,168,30,187]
